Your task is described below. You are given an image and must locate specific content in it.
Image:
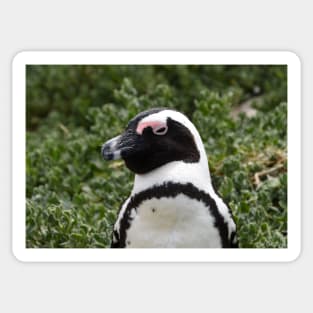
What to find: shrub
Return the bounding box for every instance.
[26,65,287,248]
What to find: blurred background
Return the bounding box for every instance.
[26,65,287,248]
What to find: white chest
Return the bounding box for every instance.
[125,194,222,248]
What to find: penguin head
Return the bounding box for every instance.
[102,108,206,174]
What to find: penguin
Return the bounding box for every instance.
[101,108,239,248]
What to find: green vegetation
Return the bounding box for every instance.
[26,65,287,248]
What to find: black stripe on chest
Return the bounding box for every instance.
[115,182,236,248]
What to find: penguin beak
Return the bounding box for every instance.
[101,135,122,160]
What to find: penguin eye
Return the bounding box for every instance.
[153,126,168,136]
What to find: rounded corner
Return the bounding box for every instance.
[12,51,29,68]
[284,51,301,67]
[286,245,302,263]
[11,246,27,263]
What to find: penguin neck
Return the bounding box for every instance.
[131,158,214,196]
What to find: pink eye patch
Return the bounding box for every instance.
[136,120,168,135]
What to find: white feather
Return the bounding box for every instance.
[113,109,237,248]
[126,195,222,248]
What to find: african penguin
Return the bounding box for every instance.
[102,108,238,248]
